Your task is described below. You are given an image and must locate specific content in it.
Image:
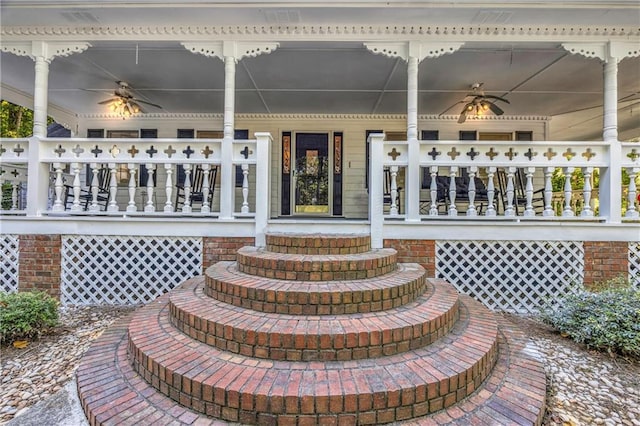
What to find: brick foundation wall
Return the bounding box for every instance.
[18,234,62,298]
[384,239,436,277]
[583,241,629,289]
[202,237,255,270]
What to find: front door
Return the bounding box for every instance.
[293,133,330,214]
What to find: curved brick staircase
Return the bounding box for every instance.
[76,233,546,425]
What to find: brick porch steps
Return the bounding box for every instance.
[126,287,499,424]
[78,312,544,426]
[235,246,397,281]
[76,232,546,425]
[205,261,426,315]
[266,233,371,255]
[169,276,459,361]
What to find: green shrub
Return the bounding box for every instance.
[0,291,59,344]
[540,278,640,358]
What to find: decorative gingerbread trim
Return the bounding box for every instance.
[2,25,638,41]
[562,42,606,61]
[0,41,90,61]
[182,41,278,61]
[77,112,550,121]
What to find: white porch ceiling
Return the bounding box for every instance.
[1,1,639,141]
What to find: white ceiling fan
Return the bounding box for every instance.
[96,81,162,117]
[440,83,510,123]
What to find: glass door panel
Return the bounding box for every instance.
[294,133,329,214]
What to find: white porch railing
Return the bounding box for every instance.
[1,134,638,240]
[0,132,272,244]
[368,133,639,246]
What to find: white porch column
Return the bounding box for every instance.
[368,133,385,249]
[601,50,622,222]
[563,42,639,223]
[365,41,463,222]
[254,132,273,247]
[2,41,90,216]
[33,54,49,137]
[181,40,279,220]
[220,48,237,219]
[406,47,420,222]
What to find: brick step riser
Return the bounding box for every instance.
[167,278,460,362]
[265,233,371,255]
[204,263,427,315]
[129,356,493,425]
[236,252,398,281]
[168,300,460,362]
[78,311,545,426]
[126,298,500,425]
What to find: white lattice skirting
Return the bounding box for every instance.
[61,236,202,305]
[630,242,640,289]
[436,240,584,313]
[1,235,19,293]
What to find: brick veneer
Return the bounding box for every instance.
[18,234,61,298]
[202,236,254,269]
[583,241,629,288]
[384,239,436,277]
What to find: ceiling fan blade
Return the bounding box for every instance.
[438,100,465,116]
[131,98,162,109]
[458,109,469,124]
[98,98,120,105]
[487,102,504,116]
[482,94,510,104]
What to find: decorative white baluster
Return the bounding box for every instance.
[581,167,595,217]
[448,166,458,217]
[429,166,439,216]
[182,164,192,213]
[145,164,155,213]
[88,164,100,212]
[52,163,65,212]
[126,164,137,213]
[524,167,536,217]
[107,163,119,212]
[504,167,516,217]
[543,167,555,217]
[10,177,19,210]
[241,163,250,214]
[563,167,575,217]
[466,166,477,217]
[164,164,173,213]
[625,167,639,218]
[70,162,82,212]
[389,165,399,216]
[201,164,211,214]
[485,167,497,217]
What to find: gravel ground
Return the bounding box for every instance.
[1,306,639,425]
